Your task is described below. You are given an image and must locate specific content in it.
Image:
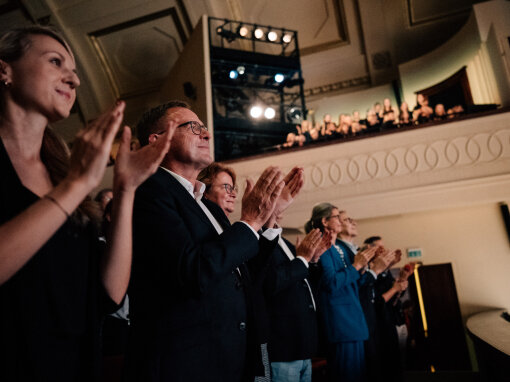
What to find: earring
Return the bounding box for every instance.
[2,80,10,88]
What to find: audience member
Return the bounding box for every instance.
[447,104,464,118]
[412,94,433,124]
[433,104,447,121]
[198,162,288,382]
[381,98,397,127]
[321,114,336,137]
[398,101,412,126]
[305,120,320,141]
[198,163,329,382]
[365,109,381,130]
[0,26,172,380]
[360,236,407,382]
[374,102,383,120]
[338,114,352,137]
[95,187,113,213]
[127,100,285,381]
[305,204,378,382]
[351,110,361,133]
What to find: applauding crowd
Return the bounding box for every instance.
[0,26,413,382]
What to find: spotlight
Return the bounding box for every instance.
[250,106,263,118]
[237,66,245,75]
[238,26,249,37]
[282,33,293,43]
[229,70,238,79]
[264,107,276,119]
[254,28,264,39]
[267,31,278,42]
[286,106,302,123]
[216,23,237,42]
[274,73,285,83]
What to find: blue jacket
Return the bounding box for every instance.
[318,240,369,343]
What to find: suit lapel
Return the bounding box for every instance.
[202,197,231,229]
[157,169,213,227]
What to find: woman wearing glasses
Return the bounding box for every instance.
[198,162,238,217]
[305,203,377,382]
[0,26,173,380]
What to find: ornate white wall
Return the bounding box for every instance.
[228,111,510,229]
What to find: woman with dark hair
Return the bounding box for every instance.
[0,26,173,380]
[412,93,433,124]
[306,203,377,382]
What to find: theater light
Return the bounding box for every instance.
[274,73,285,83]
[238,26,249,37]
[237,66,245,75]
[250,106,263,118]
[229,70,238,79]
[286,106,302,123]
[264,107,276,119]
[282,33,293,43]
[267,31,278,42]
[254,28,264,39]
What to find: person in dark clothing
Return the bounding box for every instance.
[0,26,172,381]
[126,102,287,382]
[412,94,433,124]
[361,236,411,382]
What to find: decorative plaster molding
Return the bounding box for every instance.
[229,111,510,225]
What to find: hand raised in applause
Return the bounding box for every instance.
[393,279,409,292]
[389,249,403,267]
[273,167,304,217]
[295,229,324,263]
[352,246,377,271]
[67,102,126,190]
[241,166,285,232]
[310,229,333,263]
[370,247,397,275]
[114,121,175,192]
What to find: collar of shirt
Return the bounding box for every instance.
[343,240,359,254]
[160,166,206,201]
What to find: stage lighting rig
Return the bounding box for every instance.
[209,17,306,160]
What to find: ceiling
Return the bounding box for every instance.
[0,0,486,140]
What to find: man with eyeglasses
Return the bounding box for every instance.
[126,101,285,382]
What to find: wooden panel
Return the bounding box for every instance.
[417,66,473,109]
[407,263,471,371]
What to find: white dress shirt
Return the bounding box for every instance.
[160,167,281,240]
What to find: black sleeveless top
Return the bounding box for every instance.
[0,138,115,381]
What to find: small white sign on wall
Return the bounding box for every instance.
[407,247,422,258]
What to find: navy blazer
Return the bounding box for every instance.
[265,238,319,362]
[318,240,369,343]
[127,168,261,382]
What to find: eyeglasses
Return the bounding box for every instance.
[179,121,208,135]
[156,121,208,136]
[328,215,342,222]
[216,183,238,195]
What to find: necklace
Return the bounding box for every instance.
[333,244,348,268]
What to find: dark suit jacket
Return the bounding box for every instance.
[264,238,319,362]
[127,169,262,382]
